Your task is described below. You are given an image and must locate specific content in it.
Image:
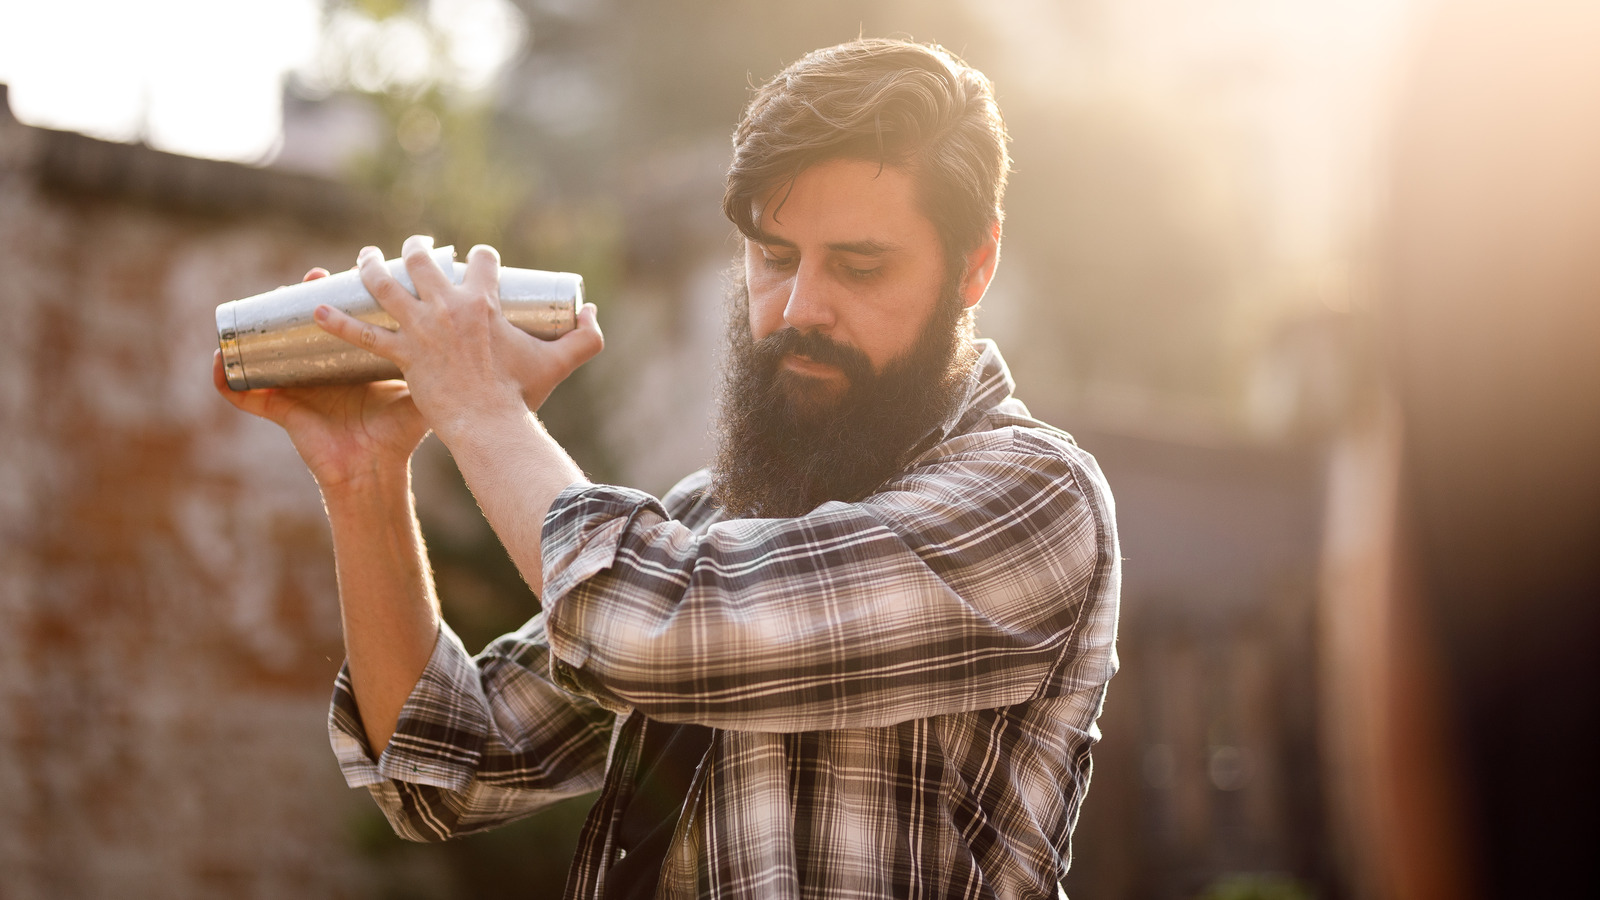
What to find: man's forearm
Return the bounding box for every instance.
[437,405,588,599]
[323,463,442,756]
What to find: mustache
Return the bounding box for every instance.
[751,328,874,382]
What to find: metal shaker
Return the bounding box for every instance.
[216,246,582,390]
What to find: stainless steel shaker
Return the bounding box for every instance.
[217,246,582,390]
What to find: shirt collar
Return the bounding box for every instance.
[965,339,1015,418]
[903,338,1015,461]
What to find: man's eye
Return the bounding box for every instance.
[843,265,881,280]
[761,253,796,270]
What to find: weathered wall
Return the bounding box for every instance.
[0,104,431,898]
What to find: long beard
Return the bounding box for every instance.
[709,275,978,518]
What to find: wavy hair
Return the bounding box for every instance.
[724,39,1011,269]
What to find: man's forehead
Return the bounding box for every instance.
[748,159,935,248]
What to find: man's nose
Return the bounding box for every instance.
[782,261,837,333]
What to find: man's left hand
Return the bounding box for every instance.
[312,234,604,445]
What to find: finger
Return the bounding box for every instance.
[314,303,404,363]
[356,245,420,321]
[303,267,331,283]
[463,243,501,297]
[213,349,273,417]
[548,302,605,369]
[577,301,602,342]
[401,234,454,301]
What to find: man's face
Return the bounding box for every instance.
[711,158,997,518]
[743,158,958,413]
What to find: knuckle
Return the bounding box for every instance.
[359,325,380,351]
[466,291,499,318]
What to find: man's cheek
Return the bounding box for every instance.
[747,295,784,341]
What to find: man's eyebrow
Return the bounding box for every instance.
[827,239,901,256]
[751,231,902,256]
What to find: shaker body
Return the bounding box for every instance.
[217,246,581,390]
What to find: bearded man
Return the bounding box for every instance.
[216,38,1119,900]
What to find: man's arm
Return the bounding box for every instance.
[321,464,440,755]
[536,429,1122,733]
[215,243,614,843]
[210,265,440,757]
[210,352,439,756]
[311,237,604,599]
[425,403,588,599]
[215,236,601,755]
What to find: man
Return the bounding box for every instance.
[216,39,1119,900]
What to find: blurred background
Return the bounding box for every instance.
[2,1,1595,898]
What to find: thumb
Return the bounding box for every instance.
[550,302,604,369]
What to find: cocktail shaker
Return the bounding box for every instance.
[217,246,582,390]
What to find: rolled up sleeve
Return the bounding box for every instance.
[328,615,615,841]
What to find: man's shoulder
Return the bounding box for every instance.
[946,341,1098,473]
[939,396,1084,466]
[911,397,1116,515]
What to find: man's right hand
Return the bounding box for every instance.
[211,267,430,493]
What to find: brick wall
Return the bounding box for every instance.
[0,99,433,899]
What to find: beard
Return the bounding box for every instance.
[709,273,979,519]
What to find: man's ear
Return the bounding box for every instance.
[958,221,1002,309]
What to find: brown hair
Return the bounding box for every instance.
[724,39,1011,269]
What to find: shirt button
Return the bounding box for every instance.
[616,847,628,862]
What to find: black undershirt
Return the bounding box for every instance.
[603,718,714,900]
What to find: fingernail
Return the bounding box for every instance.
[314,305,329,321]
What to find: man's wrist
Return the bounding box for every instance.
[317,457,414,512]
[431,395,545,461]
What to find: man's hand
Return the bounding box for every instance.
[213,265,443,756]
[311,235,604,448]
[211,267,429,492]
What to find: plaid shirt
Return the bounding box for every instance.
[331,340,1121,899]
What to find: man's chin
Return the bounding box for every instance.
[776,370,849,420]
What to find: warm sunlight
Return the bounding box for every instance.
[0,0,523,162]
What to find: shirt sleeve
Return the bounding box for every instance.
[328,614,615,842]
[539,425,1120,733]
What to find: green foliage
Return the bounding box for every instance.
[352,92,529,245]
[310,2,527,244]
[311,0,627,478]
[350,0,410,20]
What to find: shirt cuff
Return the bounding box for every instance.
[328,620,488,792]
[539,482,669,709]
[540,483,667,602]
